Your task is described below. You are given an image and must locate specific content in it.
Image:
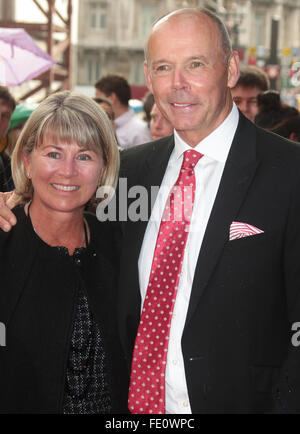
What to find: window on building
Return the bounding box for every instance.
[141,4,158,39]
[87,57,101,85]
[90,1,107,29]
[132,59,143,85]
[254,11,265,46]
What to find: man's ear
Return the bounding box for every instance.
[108,92,118,105]
[144,61,153,93]
[227,51,240,89]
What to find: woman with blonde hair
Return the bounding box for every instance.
[0,91,128,414]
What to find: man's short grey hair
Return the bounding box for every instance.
[145,7,232,66]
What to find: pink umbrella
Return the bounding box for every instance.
[0,27,55,87]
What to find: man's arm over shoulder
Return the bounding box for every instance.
[0,192,18,232]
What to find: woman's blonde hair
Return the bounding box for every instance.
[11,91,119,203]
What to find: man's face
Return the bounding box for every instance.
[95,89,111,102]
[150,103,173,140]
[144,13,239,146]
[231,86,261,122]
[0,99,13,140]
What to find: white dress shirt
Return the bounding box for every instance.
[115,108,151,149]
[138,104,239,413]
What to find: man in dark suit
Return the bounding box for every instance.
[1,8,300,414]
[117,8,300,414]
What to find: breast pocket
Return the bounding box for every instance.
[226,229,280,254]
[229,230,269,245]
[220,230,282,288]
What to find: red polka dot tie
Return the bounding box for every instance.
[128,150,203,414]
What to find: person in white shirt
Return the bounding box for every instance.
[95,74,150,149]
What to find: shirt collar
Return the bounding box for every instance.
[173,103,239,164]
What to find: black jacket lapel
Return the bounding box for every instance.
[186,114,259,325]
[121,136,175,275]
[118,136,174,358]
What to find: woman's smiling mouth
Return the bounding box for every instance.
[51,184,79,192]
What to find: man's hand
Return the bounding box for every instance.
[0,191,18,232]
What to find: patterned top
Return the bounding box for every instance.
[62,248,112,414]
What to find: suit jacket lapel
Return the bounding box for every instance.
[122,135,175,270]
[186,114,259,325]
[118,136,174,355]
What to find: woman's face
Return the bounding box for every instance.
[23,138,104,215]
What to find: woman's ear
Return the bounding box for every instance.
[98,165,106,185]
[22,150,31,179]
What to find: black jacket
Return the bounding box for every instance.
[0,206,128,414]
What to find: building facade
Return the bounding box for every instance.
[0,0,75,101]
[3,1,300,96]
[75,0,300,93]
[76,0,225,89]
[222,0,300,96]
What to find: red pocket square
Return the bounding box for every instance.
[230,222,264,241]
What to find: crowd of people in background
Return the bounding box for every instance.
[94,74,151,148]
[231,65,300,141]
